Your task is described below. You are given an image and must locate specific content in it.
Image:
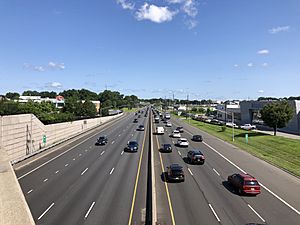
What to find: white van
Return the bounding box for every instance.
[156,126,164,134]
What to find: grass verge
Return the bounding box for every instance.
[121,108,138,113]
[178,116,300,177]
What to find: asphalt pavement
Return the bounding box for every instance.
[152,116,300,225]
[15,111,150,225]
[14,110,300,225]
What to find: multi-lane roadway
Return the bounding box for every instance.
[14,109,300,225]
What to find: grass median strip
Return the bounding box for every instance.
[177,117,300,177]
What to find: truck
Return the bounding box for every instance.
[156,126,164,134]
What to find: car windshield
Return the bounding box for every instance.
[172,169,183,175]
[99,137,106,140]
[129,141,138,146]
[244,180,259,185]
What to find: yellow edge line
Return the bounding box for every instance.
[155,134,176,225]
[127,117,149,225]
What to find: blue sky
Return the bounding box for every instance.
[0,0,299,100]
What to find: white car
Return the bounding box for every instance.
[226,122,239,128]
[240,124,256,130]
[177,138,189,147]
[171,130,181,138]
[166,122,172,127]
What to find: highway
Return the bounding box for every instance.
[153,115,300,225]
[15,112,150,225]
[14,109,300,225]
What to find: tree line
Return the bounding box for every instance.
[1,89,139,124]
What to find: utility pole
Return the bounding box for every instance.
[232,112,235,142]
[172,93,175,114]
[186,94,189,122]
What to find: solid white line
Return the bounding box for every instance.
[121,151,124,155]
[177,151,182,156]
[84,202,95,219]
[259,183,300,215]
[43,178,48,182]
[65,163,69,167]
[209,204,221,222]
[248,204,266,222]
[55,170,59,174]
[27,189,33,194]
[109,167,115,175]
[203,141,300,215]
[38,203,54,220]
[81,168,88,176]
[188,168,193,176]
[213,168,220,176]
[112,141,115,144]
[100,151,105,156]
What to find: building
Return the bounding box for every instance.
[17,96,65,108]
[216,101,241,124]
[240,100,300,135]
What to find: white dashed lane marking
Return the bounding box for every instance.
[38,203,54,221]
[84,202,95,219]
[81,168,88,176]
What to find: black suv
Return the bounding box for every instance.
[96,136,108,145]
[161,144,172,153]
[187,150,205,164]
[166,164,185,182]
[133,118,138,123]
[176,126,184,133]
[192,134,203,142]
[125,140,139,152]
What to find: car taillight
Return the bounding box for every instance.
[201,155,205,159]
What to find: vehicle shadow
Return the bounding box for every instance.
[234,132,269,138]
[158,149,172,153]
[222,181,239,196]
[161,172,167,182]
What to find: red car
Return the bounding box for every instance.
[227,173,261,195]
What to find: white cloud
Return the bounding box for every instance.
[116,0,135,10]
[136,3,177,23]
[262,62,268,67]
[233,64,239,68]
[257,49,269,55]
[44,82,63,89]
[167,0,185,3]
[182,0,198,17]
[23,62,65,72]
[269,26,290,34]
[258,90,264,93]
[185,19,197,29]
[247,63,253,67]
[48,61,65,70]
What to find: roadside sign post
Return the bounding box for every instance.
[245,133,248,144]
[42,135,46,147]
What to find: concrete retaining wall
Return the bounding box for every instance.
[0,113,122,163]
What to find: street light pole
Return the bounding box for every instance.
[232,112,235,142]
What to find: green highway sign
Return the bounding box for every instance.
[42,135,46,144]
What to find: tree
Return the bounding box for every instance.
[5,92,20,100]
[260,101,294,136]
